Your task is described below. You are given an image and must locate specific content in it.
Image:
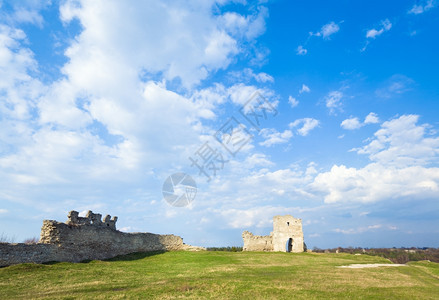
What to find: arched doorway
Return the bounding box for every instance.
[286,238,293,252]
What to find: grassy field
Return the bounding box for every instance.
[1,251,438,299]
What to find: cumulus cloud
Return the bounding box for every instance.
[228,68,274,84]
[341,117,362,130]
[0,1,51,27]
[408,0,436,14]
[356,115,439,167]
[361,19,392,51]
[219,206,297,228]
[324,90,343,114]
[0,25,43,121]
[0,1,271,215]
[341,113,380,130]
[253,72,274,83]
[313,163,439,204]
[59,0,247,89]
[313,115,439,203]
[226,83,275,108]
[364,112,380,124]
[243,153,274,169]
[259,128,293,147]
[299,84,310,94]
[366,19,392,39]
[204,164,316,209]
[296,45,307,55]
[311,21,341,39]
[220,6,268,40]
[288,96,299,108]
[289,118,320,136]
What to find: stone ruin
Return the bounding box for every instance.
[242,215,304,252]
[1,210,204,267]
[66,210,118,229]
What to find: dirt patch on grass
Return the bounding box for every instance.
[338,264,407,269]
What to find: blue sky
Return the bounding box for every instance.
[0,0,438,249]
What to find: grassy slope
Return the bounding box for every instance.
[1,251,438,299]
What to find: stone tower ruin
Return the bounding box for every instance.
[242,215,304,252]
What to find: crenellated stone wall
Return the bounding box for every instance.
[0,210,203,267]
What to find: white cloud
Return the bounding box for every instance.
[204,165,317,210]
[288,96,299,108]
[253,72,274,83]
[341,117,362,130]
[0,24,44,121]
[259,128,293,147]
[0,209,8,214]
[364,112,379,124]
[243,153,274,168]
[219,206,295,228]
[119,226,132,232]
[296,45,307,55]
[0,1,51,27]
[59,0,263,89]
[324,90,343,114]
[313,115,439,203]
[334,224,383,235]
[0,1,272,215]
[320,22,340,39]
[408,0,436,14]
[227,83,258,105]
[226,84,277,115]
[313,163,439,204]
[299,84,310,94]
[375,74,414,98]
[220,7,268,40]
[289,118,320,136]
[311,21,340,39]
[341,113,380,130]
[366,19,392,39]
[356,115,439,167]
[241,68,274,83]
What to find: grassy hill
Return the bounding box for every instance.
[1,251,438,299]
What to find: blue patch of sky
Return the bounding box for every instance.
[11,3,83,84]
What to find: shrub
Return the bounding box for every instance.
[23,237,39,244]
[206,246,243,252]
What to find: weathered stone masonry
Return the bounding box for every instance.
[242,215,304,252]
[1,210,202,267]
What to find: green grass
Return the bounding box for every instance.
[1,251,438,299]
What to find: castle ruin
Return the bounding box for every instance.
[242,215,304,252]
[0,210,203,267]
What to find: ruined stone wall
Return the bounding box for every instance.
[242,231,273,251]
[1,210,201,267]
[39,220,186,259]
[0,243,65,266]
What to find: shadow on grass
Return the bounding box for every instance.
[39,251,167,265]
[42,261,64,265]
[105,250,167,262]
